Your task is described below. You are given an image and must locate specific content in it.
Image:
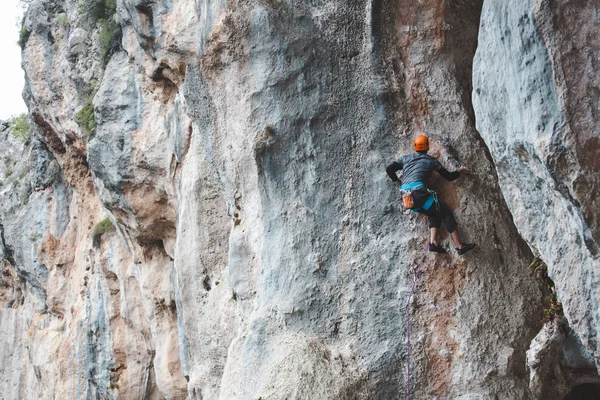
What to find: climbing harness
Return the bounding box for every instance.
[405,244,428,400]
[401,181,440,213]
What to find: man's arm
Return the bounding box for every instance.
[437,166,469,181]
[386,162,403,183]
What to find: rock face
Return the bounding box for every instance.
[0,0,597,399]
[473,0,600,385]
[526,317,599,400]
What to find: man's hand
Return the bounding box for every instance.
[457,166,470,174]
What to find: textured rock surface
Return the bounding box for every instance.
[526,317,599,399]
[473,0,600,377]
[0,0,597,399]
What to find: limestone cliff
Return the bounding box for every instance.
[0,0,598,399]
[473,0,600,398]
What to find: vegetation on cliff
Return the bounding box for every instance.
[8,114,32,145]
[530,257,564,323]
[92,217,114,247]
[75,92,97,140]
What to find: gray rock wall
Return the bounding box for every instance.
[473,0,600,379]
[2,0,597,398]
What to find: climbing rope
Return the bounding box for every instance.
[405,244,428,400]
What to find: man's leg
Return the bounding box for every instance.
[430,227,438,246]
[451,230,463,248]
[438,202,476,254]
[422,210,445,253]
[425,202,476,255]
[450,230,477,255]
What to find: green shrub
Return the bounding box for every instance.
[9,114,32,144]
[4,169,13,178]
[98,18,122,64]
[76,0,121,65]
[105,0,116,13]
[18,26,30,49]
[92,217,114,247]
[75,94,96,139]
[78,0,117,23]
[80,80,99,98]
[529,257,563,323]
[57,13,70,28]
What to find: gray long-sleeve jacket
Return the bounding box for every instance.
[386,152,459,185]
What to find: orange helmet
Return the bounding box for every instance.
[414,134,429,151]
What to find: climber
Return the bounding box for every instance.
[386,134,476,255]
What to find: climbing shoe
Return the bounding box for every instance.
[428,243,447,253]
[457,243,476,255]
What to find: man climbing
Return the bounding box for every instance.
[386,134,476,255]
